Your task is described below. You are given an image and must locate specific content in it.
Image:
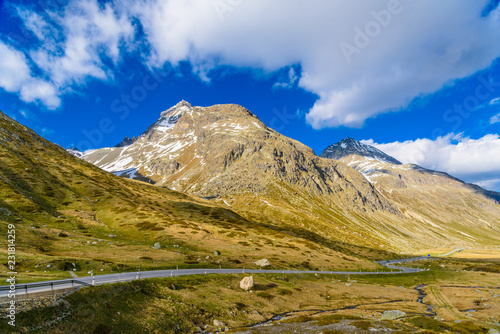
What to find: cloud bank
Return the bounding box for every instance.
[363,134,500,191]
[1,0,500,127]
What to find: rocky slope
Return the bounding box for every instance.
[79,102,500,252]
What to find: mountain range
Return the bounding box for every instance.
[74,101,500,252]
[0,108,394,275]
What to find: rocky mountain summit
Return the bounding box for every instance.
[115,136,137,148]
[321,137,401,165]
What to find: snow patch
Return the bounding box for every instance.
[260,199,273,206]
[112,168,139,179]
[156,115,181,129]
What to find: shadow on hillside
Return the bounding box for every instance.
[111,168,156,185]
[466,183,500,203]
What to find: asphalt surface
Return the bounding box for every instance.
[0,257,431,299]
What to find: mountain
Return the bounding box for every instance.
[114,136,137,148]
[80,102,500,252]
[322,137,500,248]
[321,137,401,165]
[67,147,83,158]
[82,101,390,206]
[1,109,386,280]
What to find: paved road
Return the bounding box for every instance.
[439,248,464,257]
[0,257,431,300]
[375,256,436,270]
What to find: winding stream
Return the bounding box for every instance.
[414,284,436,316]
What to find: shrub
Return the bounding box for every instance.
[276,288,293,296]
[256,292,274,300]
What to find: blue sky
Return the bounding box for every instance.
[1,0,500,190]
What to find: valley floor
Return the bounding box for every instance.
[1,256,499,334]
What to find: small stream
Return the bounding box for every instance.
[249,285,439,328]
[414,284,436,316]
[224,286,436,333]
[250,299,404,328]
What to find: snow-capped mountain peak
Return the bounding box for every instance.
[160,100,192,117]
[151,100,193,131]
[67,147,83,158]
[321,137,402,165]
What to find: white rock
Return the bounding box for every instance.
[240,276,254,291]
[213,320,226,327]
[254,259,270,267]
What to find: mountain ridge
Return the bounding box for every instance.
[322,137,500,204]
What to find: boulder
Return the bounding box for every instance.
[380,310,406,320]
[213,320,226,327]
[240,276,254,291]
[152,242,161,249]
[254,259,270,267]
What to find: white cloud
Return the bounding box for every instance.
[273,67,299,89]
[363,134,500,191]
[0,0,134,109]
[3,0,500,122]
[19,110,29,118]
[16,9,52,41]
[124,0,500,128]
[490,97,500,105]
[0,42,31,92]
[30,0,135,86]
[20,80,61,109]
[475,178,500,191]
[490,113,500,124]
[0,41,60,108]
